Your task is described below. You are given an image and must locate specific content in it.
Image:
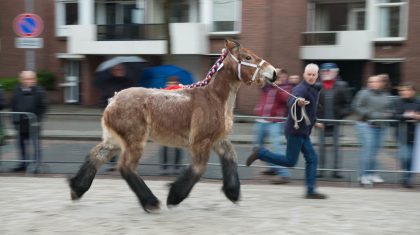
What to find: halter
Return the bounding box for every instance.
[229,53,266,82]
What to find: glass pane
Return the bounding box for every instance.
[378,0,404,3]
[356,11,365,30]
[170,0,190,23]
[212,0,238,31]
[65,3,78,25]
[378,6,400,37]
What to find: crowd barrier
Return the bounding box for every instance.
[0,111,417,185]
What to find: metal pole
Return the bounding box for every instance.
[25,0,35,71]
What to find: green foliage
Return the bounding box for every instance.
[0,70,57,91]
[0,77,19,91]
[37,70,56,91]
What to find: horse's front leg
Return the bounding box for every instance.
[167,141,211,207]
[213,139,241,203]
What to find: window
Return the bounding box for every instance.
[65,2,78,25]
[56,0,79,26]
[211,0,241,33]
[375,0,408,41]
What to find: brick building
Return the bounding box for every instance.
[0,0,418,114]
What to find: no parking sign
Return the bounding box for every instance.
[13,13,44,48]
[13,13,43,37]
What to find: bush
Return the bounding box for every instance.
[0,77,19,91]
[0,70,56,91]
[37,70,56,91]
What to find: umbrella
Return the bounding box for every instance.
[139,65,195,89]
[96,56,147,72]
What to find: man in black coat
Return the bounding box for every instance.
[11,71,47,172]
[316,63,352,178]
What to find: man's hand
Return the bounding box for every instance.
[314,122,324,129]
[297,98,309,107]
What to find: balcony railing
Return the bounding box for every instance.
[302,32,337,45]
[97,24,168,41]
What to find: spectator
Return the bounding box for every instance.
[352,75,393,185]
[253,69,291,184]
[316,63,352,178]
[288,75,302,86]
[11,71,47,172]
[0,85,5,145]
[393,82,420,188]
[246,64,327,199]
[99,64,134,107]
[161,76,184,175]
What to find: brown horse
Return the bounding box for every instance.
[68,39,277,212]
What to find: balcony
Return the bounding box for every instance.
[64,23,208,55]
[97,24,167,41]
[300,31,372,60]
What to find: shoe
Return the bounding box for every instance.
[12,166,26,172]
[261,169,277,176]
[271,177,291,185]
[305,192,328,199]
[369,174,384,183]
[107,166,117,172]
[332,173,344,179]
[359,175,372,185]
[246,147,260,167]
[403,183,414,189]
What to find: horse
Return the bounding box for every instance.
[68,39,277,212]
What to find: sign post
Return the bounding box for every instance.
[13,11,44,70]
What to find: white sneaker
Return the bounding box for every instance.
[369,174,384,183]
[360,175,372,185]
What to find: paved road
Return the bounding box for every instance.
[1,177,419,235]
[0,139,414,186]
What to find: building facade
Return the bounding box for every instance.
[0,0,418,113]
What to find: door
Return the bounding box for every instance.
[64,60,80,103]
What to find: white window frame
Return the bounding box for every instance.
[374,0,408,42]
[210,0,242,36]
[55,0,79,26]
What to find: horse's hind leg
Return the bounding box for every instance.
[119,146,160,212]
[167,143,211,206]
[68,142,119,200]
[213,139,241,203]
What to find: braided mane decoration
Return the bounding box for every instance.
[182,48,228,89]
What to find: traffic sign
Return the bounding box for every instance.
[13,13,44,38]
[15,37,43,48]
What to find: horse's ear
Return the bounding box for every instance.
[225,39,240,56]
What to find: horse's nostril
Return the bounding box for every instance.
[272,71,277,82]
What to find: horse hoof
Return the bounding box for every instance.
[143,199,161,213]
[70,190,80,200]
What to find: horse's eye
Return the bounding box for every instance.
[245,56,252,60]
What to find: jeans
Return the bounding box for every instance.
[258,135,318,194]
[254,121,289,177]
[16,125,41,168]
[318,124,341,175]
[399,143,414,185]
[355,122,385,177]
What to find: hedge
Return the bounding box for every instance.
[0,71,56,91]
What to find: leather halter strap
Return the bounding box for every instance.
[229,53,266,82]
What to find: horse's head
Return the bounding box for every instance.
[225,39,277,86]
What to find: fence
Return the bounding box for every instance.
[0,111,417,186]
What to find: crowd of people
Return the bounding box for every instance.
[2,63,419,192]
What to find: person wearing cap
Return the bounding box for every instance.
[393,82,420,188]
[316,63,352,178]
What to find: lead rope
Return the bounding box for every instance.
[271,83,311,129]
[182,49,227,89]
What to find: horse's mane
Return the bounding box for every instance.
[182,49,228,89]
